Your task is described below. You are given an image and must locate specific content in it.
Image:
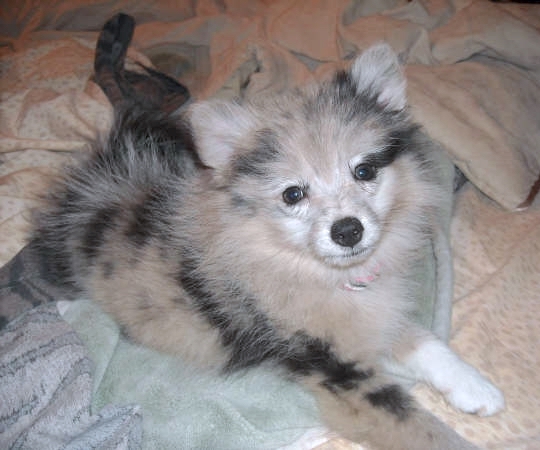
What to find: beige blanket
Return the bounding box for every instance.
[1,1,539,448]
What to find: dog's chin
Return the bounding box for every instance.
[321,246,374,268]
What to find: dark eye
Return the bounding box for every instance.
[354,163,377,181]
[282,186,305,205]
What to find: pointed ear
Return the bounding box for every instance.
[350,43,407,112]
[188,100,255,169]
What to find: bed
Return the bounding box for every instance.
[1,1,539,449]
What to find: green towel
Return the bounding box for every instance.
[62,299,321,450]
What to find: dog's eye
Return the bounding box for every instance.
[354,163,377,181]
[282,186,305,205]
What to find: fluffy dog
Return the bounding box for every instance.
[30,14,504,449]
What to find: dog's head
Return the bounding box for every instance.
[189,44,434,269]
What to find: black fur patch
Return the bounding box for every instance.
[125,188,170,247]
[125,201,154,247]
[105,112,202,179]
[178,253,373,390]
[283,333,374,392]
[102,261,115,278]
[329,70,382,121]
[362,148,400,169]
[28,237,75,289]
[82,206,119,260]
[232,128,280,178]
[365,384,413,421]
[177,257,282,370]
[359,125,420,173]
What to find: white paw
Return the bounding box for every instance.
[443,365,505,416]
[406,338,505,417]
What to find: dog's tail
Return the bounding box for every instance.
[94,13,190,113]
[94,13,135,106]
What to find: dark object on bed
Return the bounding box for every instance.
[93,13,191,113]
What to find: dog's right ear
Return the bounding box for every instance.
[188,100,255,170]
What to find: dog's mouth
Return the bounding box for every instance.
[322,246,373,267]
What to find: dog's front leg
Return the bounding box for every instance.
[398,330,505,416]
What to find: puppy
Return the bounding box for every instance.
[30,15,504,449]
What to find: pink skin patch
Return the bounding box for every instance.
[343,263,381,291]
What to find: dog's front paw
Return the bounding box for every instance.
[443,364,505,416]
[406,339,505,417]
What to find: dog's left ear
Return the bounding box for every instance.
[350,43,407,112]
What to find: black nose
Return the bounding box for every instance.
[331,217,364,248]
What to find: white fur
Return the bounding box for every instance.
[351,43,407,111]
[189,100,255,169]
[405,338,505,416]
